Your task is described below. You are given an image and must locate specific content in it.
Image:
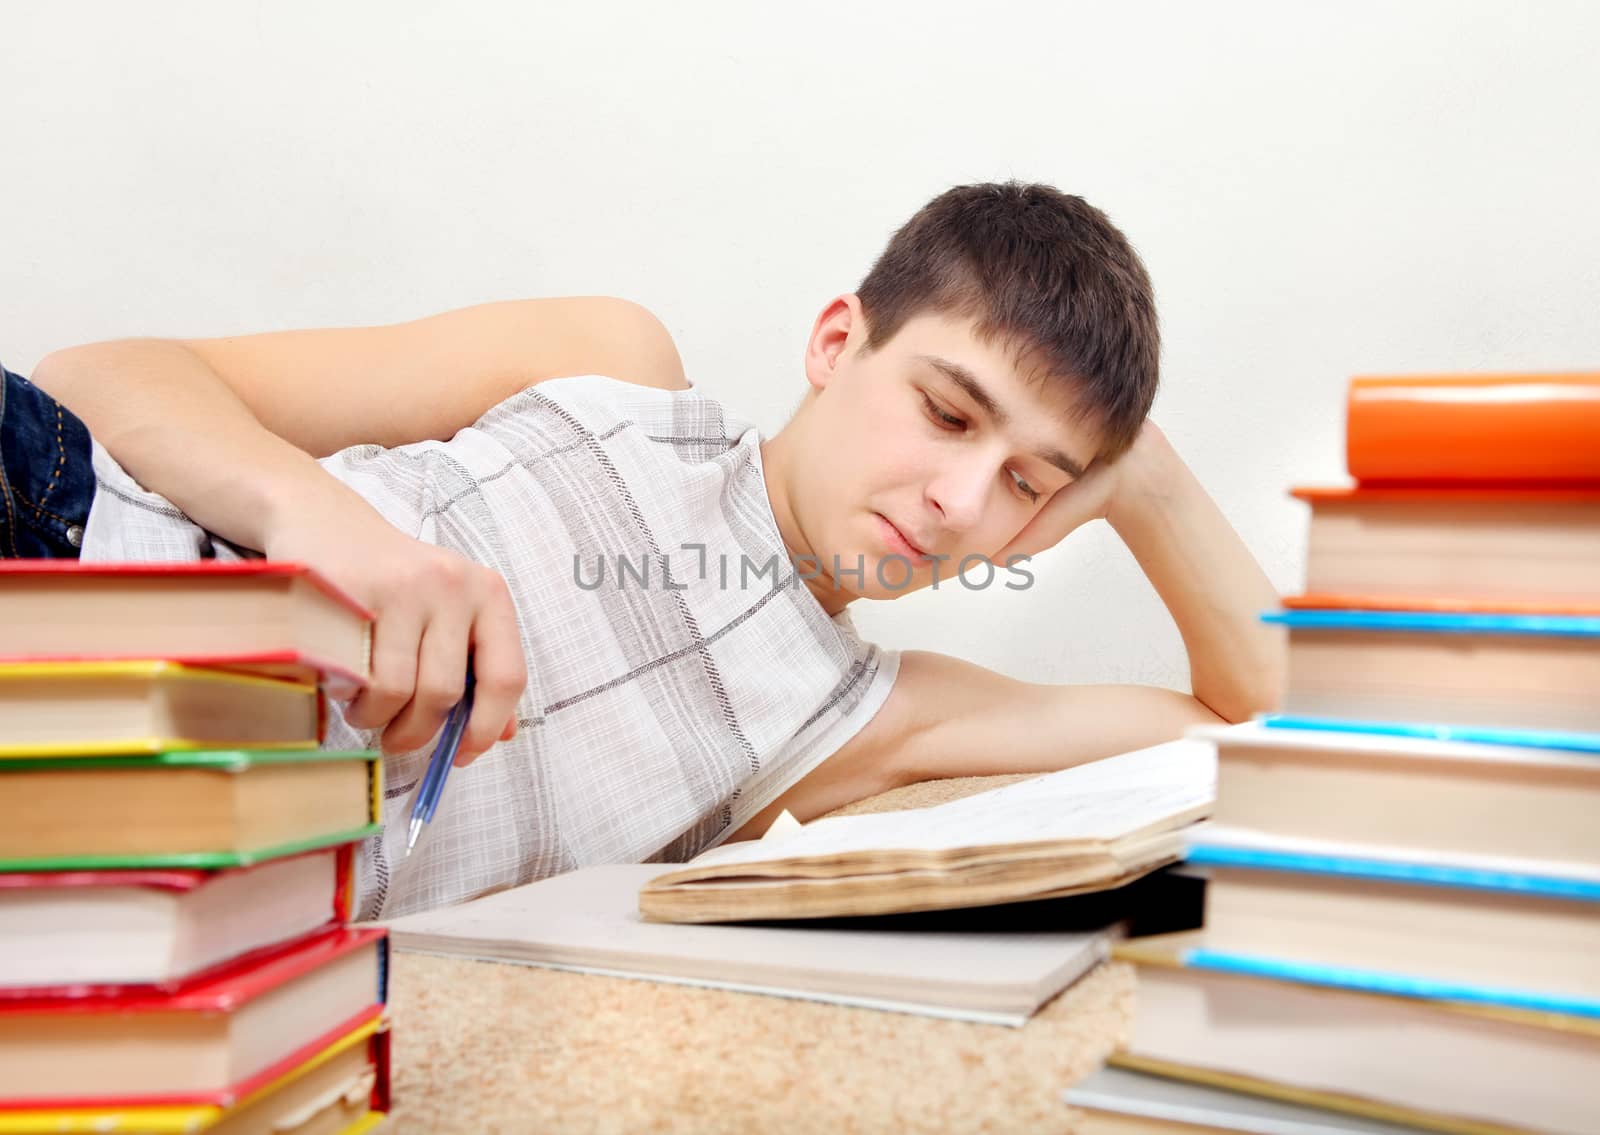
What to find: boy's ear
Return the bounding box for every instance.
[803,294,865,392]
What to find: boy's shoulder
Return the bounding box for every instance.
[481,373,759,458]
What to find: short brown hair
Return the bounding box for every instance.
[856,182,1159,460]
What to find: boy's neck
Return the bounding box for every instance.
[759,431,853,618]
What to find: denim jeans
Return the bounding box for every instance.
[0,364,95,558]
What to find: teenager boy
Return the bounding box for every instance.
[11,182,1282,916]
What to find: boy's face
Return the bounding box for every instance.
[778,295,1101,607]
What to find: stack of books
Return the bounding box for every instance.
[1073,373,1600,1135]
[0,562,392,1135]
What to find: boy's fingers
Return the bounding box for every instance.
[344,608,425,735]
[381,617,470,755]
[997,493,1074,562]
[454,579,527,764]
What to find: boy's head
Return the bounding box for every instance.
[855,181,1159,461]
[766,182,1160,609]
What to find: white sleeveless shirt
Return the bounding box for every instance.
[82,375,900,917]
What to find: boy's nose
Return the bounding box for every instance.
[926,461,992,536]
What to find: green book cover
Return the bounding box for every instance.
[0,748,378,772]
[0,748,386,872]
[0,822,384,872]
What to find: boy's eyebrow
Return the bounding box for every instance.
[916,354,1088,479]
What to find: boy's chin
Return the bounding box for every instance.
[858,555,933,601]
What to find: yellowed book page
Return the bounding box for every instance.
[657,738,1215,881]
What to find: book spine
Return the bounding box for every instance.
[334,843,354,923]
[369,1019,392,1113]
[1346,374,1600,484]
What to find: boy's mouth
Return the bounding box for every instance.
[875,513,931,560]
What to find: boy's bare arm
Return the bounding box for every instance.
[726,649,1222,840]
[1000,421,1285,724]
[31,297,687,763]
[894,650,1226,780]
[1104,423,1284,722]
[730,426,1283,836]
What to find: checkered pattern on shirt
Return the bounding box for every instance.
[82,375,898,917]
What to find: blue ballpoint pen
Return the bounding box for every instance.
[404,662,477,857]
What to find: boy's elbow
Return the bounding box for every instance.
[32,340,204,451]
[567,297,684,391]
[29,342,126,428]
[1195,677,1282,726]
[28,346,81,400]
[28,345,114,422]
[1195,637,1287,725]
[609,299,688,391]
[1198,699,1250,726]
[1183,696,1232,727]
[32,340,138,401]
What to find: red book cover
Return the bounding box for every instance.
[0,866,216,892]
[1346,372,1600,484]
[0,926,385,1017]
[0,559,372,614]
[0,560,372,696]
[0,1004,387,1113]
[0,845,358,1000]
[0,931,389,1111]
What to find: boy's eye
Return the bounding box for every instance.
[1010,470,1040,503]
[920,393,966,431]
[922,392,1041,503]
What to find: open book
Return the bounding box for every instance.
[640,738,1215,922]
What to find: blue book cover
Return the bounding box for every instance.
[1184,841,1600,902]
[1262,714,1600,754]
[1183,948,1600,1020]
[1261,609,1600,637]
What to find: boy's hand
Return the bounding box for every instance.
[992,422,1165,563]
[264,501,527,765]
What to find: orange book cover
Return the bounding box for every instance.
[1291,484,1600,504]
[1284,593,1600,616]
[1346,372,1600,484]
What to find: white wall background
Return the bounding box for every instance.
[5,1,1598,691]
